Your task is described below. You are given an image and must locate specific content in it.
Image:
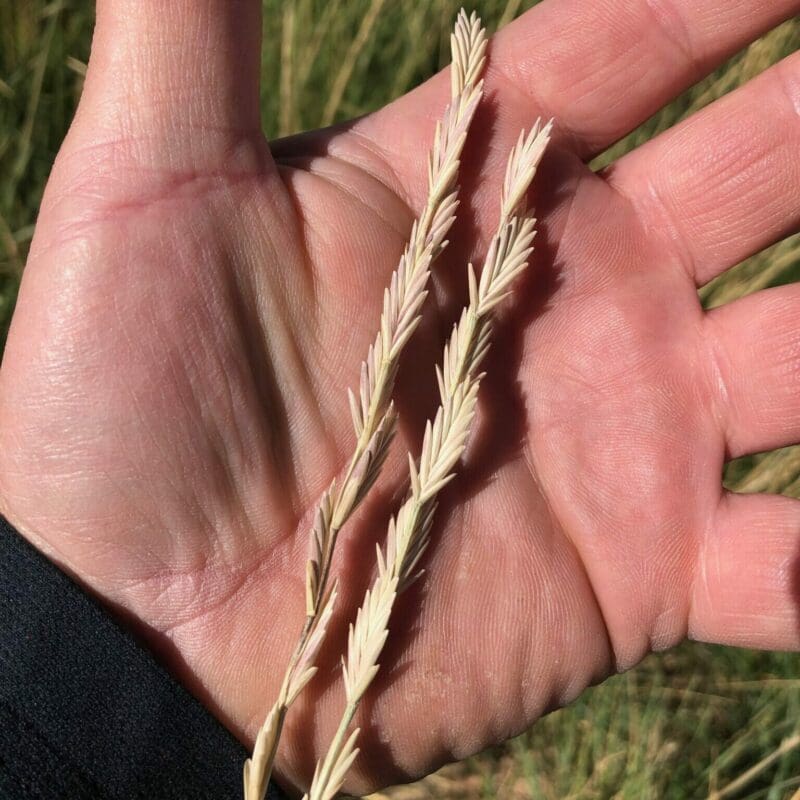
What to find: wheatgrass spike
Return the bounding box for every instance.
[243,11,487,799]
[304,119,553,800]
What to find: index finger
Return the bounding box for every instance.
[352,0,800,207]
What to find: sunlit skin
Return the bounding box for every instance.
[2,0,800,794]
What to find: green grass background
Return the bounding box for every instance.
[1,1,799,797]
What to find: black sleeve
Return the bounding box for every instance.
[0,516,286,800]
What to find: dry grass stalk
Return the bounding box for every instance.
[243,12,487,799]
[304,120,553,800]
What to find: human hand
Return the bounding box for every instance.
[2,0,799,794]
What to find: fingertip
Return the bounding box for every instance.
[690,491,800,650]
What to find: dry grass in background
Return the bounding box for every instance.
[1,2,799,797]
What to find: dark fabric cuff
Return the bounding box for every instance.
[0,516,285,800]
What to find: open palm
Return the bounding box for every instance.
[2,0,800,794]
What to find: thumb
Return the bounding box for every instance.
[67,0,269,175]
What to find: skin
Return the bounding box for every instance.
[2,0,800,794]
